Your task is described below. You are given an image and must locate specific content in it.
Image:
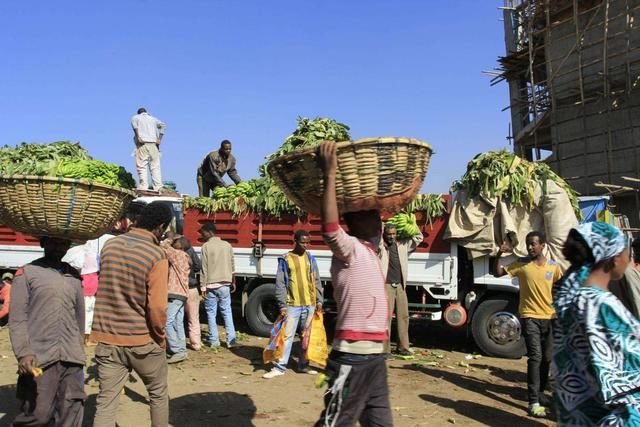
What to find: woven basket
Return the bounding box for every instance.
[267,137,433,215]
[0,175,136,241]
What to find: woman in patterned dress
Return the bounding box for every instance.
[552,222,640,426]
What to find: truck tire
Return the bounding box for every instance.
[245,283,279,337]
[471,296,526,359]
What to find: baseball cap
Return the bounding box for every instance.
[1,272,14,281]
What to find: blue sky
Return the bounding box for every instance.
[0,1,511,196]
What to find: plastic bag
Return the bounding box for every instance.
[263,315,287,364]
[304,311,329,368]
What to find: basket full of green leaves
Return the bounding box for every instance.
[266,117,433,216]
[0,141,136,240]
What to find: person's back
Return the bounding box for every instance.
[131,111,164,144]
[131,107,165,192]
[199,223,237,349]
[91,229,167,346]
[201,236,234,284]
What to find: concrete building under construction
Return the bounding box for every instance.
[498,0,640,226]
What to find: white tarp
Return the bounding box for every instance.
[445,180,578,271]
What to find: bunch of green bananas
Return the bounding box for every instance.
[386,212,420,240]
[213,182,256,199]
[55,159,136,189]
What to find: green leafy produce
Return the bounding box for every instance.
[404,194,446,224]
[0,141,135,189]
[271,117,350,158]
[386,212,420,240]
[0,141,90,176]
[260,117,350,176]
[183,177,302,217]
[453,150,581,218]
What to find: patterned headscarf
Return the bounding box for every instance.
[554,221,627,313]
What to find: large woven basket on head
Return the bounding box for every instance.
[0,175,136,241]
[267,137,433,215]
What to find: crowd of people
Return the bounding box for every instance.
[2,138,640,426]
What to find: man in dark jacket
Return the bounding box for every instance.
[197,140,242,197]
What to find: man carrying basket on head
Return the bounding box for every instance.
[315,141,393,427]
[9,237,86,426]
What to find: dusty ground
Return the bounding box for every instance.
[0,322,555,427]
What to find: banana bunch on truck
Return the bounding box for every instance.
[212,181,256,199]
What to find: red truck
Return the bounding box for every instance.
[0,195,524,358]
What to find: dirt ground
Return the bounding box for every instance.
[0,322,555,427]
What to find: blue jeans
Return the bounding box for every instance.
[204,286,236,346]
[166,298,186,355]
[274,305,315,372]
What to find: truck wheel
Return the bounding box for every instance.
[471,297,526,359]
[245,283,279,337]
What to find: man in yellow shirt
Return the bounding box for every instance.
[494,231,562,418]
[263,230,323,379]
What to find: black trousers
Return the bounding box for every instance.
[315,351,392,427]
[13,361,85,427]
[521,318,552,405]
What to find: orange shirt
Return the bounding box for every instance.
[0,282,10,319]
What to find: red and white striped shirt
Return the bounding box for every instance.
[323,223,388,342]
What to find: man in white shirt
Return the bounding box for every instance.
[131,107,166,191]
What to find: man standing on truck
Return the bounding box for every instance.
[263,229,323,379]
[380,223,423,356]
[199,222,237,348]
[197,140,242,197]
[9,237,85,426]
[494,231,562,418]
[131,107,166,192]
[91,202,172,427]
[315,141,392,427]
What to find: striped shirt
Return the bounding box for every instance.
[323,223,388,343]
[91,228,169,348]
[286,253,315,306]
